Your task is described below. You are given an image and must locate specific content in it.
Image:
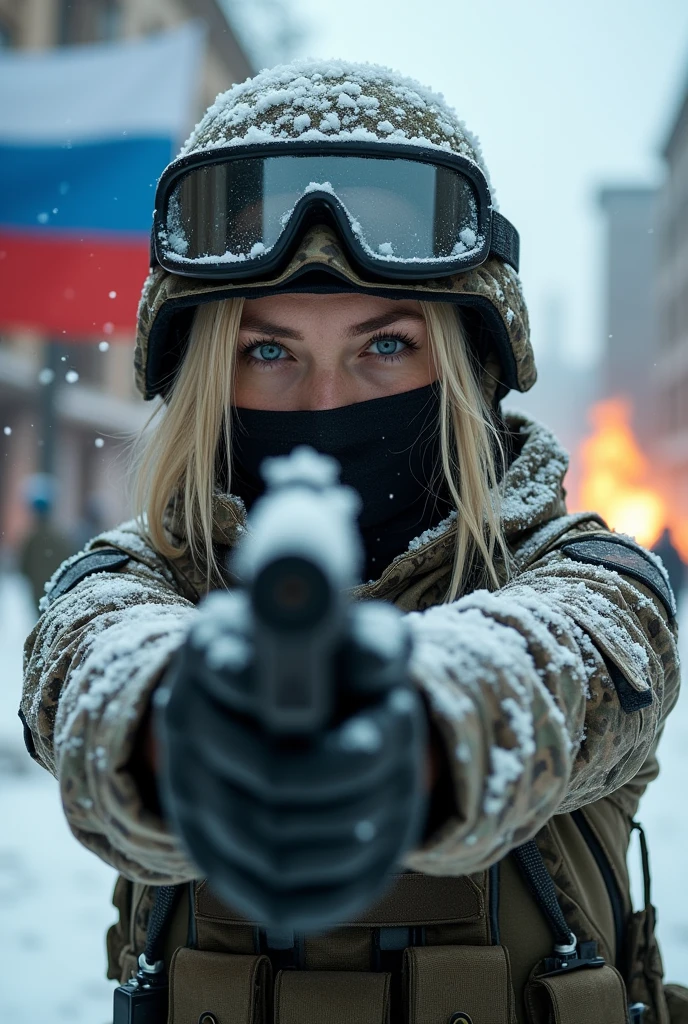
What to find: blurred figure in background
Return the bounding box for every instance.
[653,527,686,611]
[18,474,74,614]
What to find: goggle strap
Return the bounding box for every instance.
[149,224,158,270]
[491,212,520,273]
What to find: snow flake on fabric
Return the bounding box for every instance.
[498,415,570,535]
[406,563,599,824]
[501,696,535,758]
[406,510,457,553]
[54,603,193,754]
[484,746,524,815]
[615,530,674,595]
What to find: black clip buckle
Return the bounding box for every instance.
[541,940,606,978]
[113,963,168,1024]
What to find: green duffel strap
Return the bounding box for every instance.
[526,963,629,1024]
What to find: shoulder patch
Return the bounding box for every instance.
[560,534,677,619]
[605,659,653,714]
[45,547,130,607]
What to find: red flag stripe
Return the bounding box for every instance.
[0,229,149,339]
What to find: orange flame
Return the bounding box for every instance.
[574,397,688,559]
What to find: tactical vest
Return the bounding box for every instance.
[108,791,683,1024]
[46,531,686,1024]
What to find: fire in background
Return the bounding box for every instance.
[573,397,688,560]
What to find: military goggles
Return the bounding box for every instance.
[152,141,519,282]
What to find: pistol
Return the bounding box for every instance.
[232,446,363,736]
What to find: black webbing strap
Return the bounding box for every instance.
[491,211,520,273]
[631,821,652,910]
[512,841,576,949]
[144,885,184,966]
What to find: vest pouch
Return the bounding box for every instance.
[168,947,272,1024]
[525,961,628,1024]
[274,969,392,1024]
[665,985,688,1024]
[404,945,517,1024]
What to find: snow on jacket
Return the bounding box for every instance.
[21,412,680,886]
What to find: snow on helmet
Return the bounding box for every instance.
[135,59,534,402]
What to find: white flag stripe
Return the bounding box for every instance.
[0,22,206,145]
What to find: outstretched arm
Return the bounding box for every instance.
[403,533,680,876]
[21,535,200,884]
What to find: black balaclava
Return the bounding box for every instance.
[230,382,452,582]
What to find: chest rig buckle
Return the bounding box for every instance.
[540,937,606,979]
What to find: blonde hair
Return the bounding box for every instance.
[133,298,508,599]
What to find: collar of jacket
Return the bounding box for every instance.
[162,412,570,599]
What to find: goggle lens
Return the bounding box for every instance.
[162,154,480,267]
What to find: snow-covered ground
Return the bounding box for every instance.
[0,572,686,1022]
[0,573,118,1023]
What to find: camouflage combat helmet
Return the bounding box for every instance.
[135,59,535,402]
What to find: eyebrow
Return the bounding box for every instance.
[348,308,425,337]
[238,315,303,340]
[238,307,425,342]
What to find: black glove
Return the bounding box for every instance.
[154,589,427,931]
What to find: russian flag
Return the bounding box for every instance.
[0,23,204,339]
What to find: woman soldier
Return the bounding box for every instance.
[22,61,685,1024]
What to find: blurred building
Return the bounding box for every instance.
[505,294,597,465]
[597,186,659,438]
[653,72,688,516]
[0,1,252,556]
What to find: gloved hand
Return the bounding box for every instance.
[154,589,427,931]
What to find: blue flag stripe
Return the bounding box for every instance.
[1,137,173,234]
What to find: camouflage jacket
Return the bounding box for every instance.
[21,412,680,889]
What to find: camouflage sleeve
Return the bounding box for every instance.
[402,534,680,876]
[21,534,200,884]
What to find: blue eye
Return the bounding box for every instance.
[371,337,405,356]
[255,343,284,361]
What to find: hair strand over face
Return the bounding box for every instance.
[132,297,508,598]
